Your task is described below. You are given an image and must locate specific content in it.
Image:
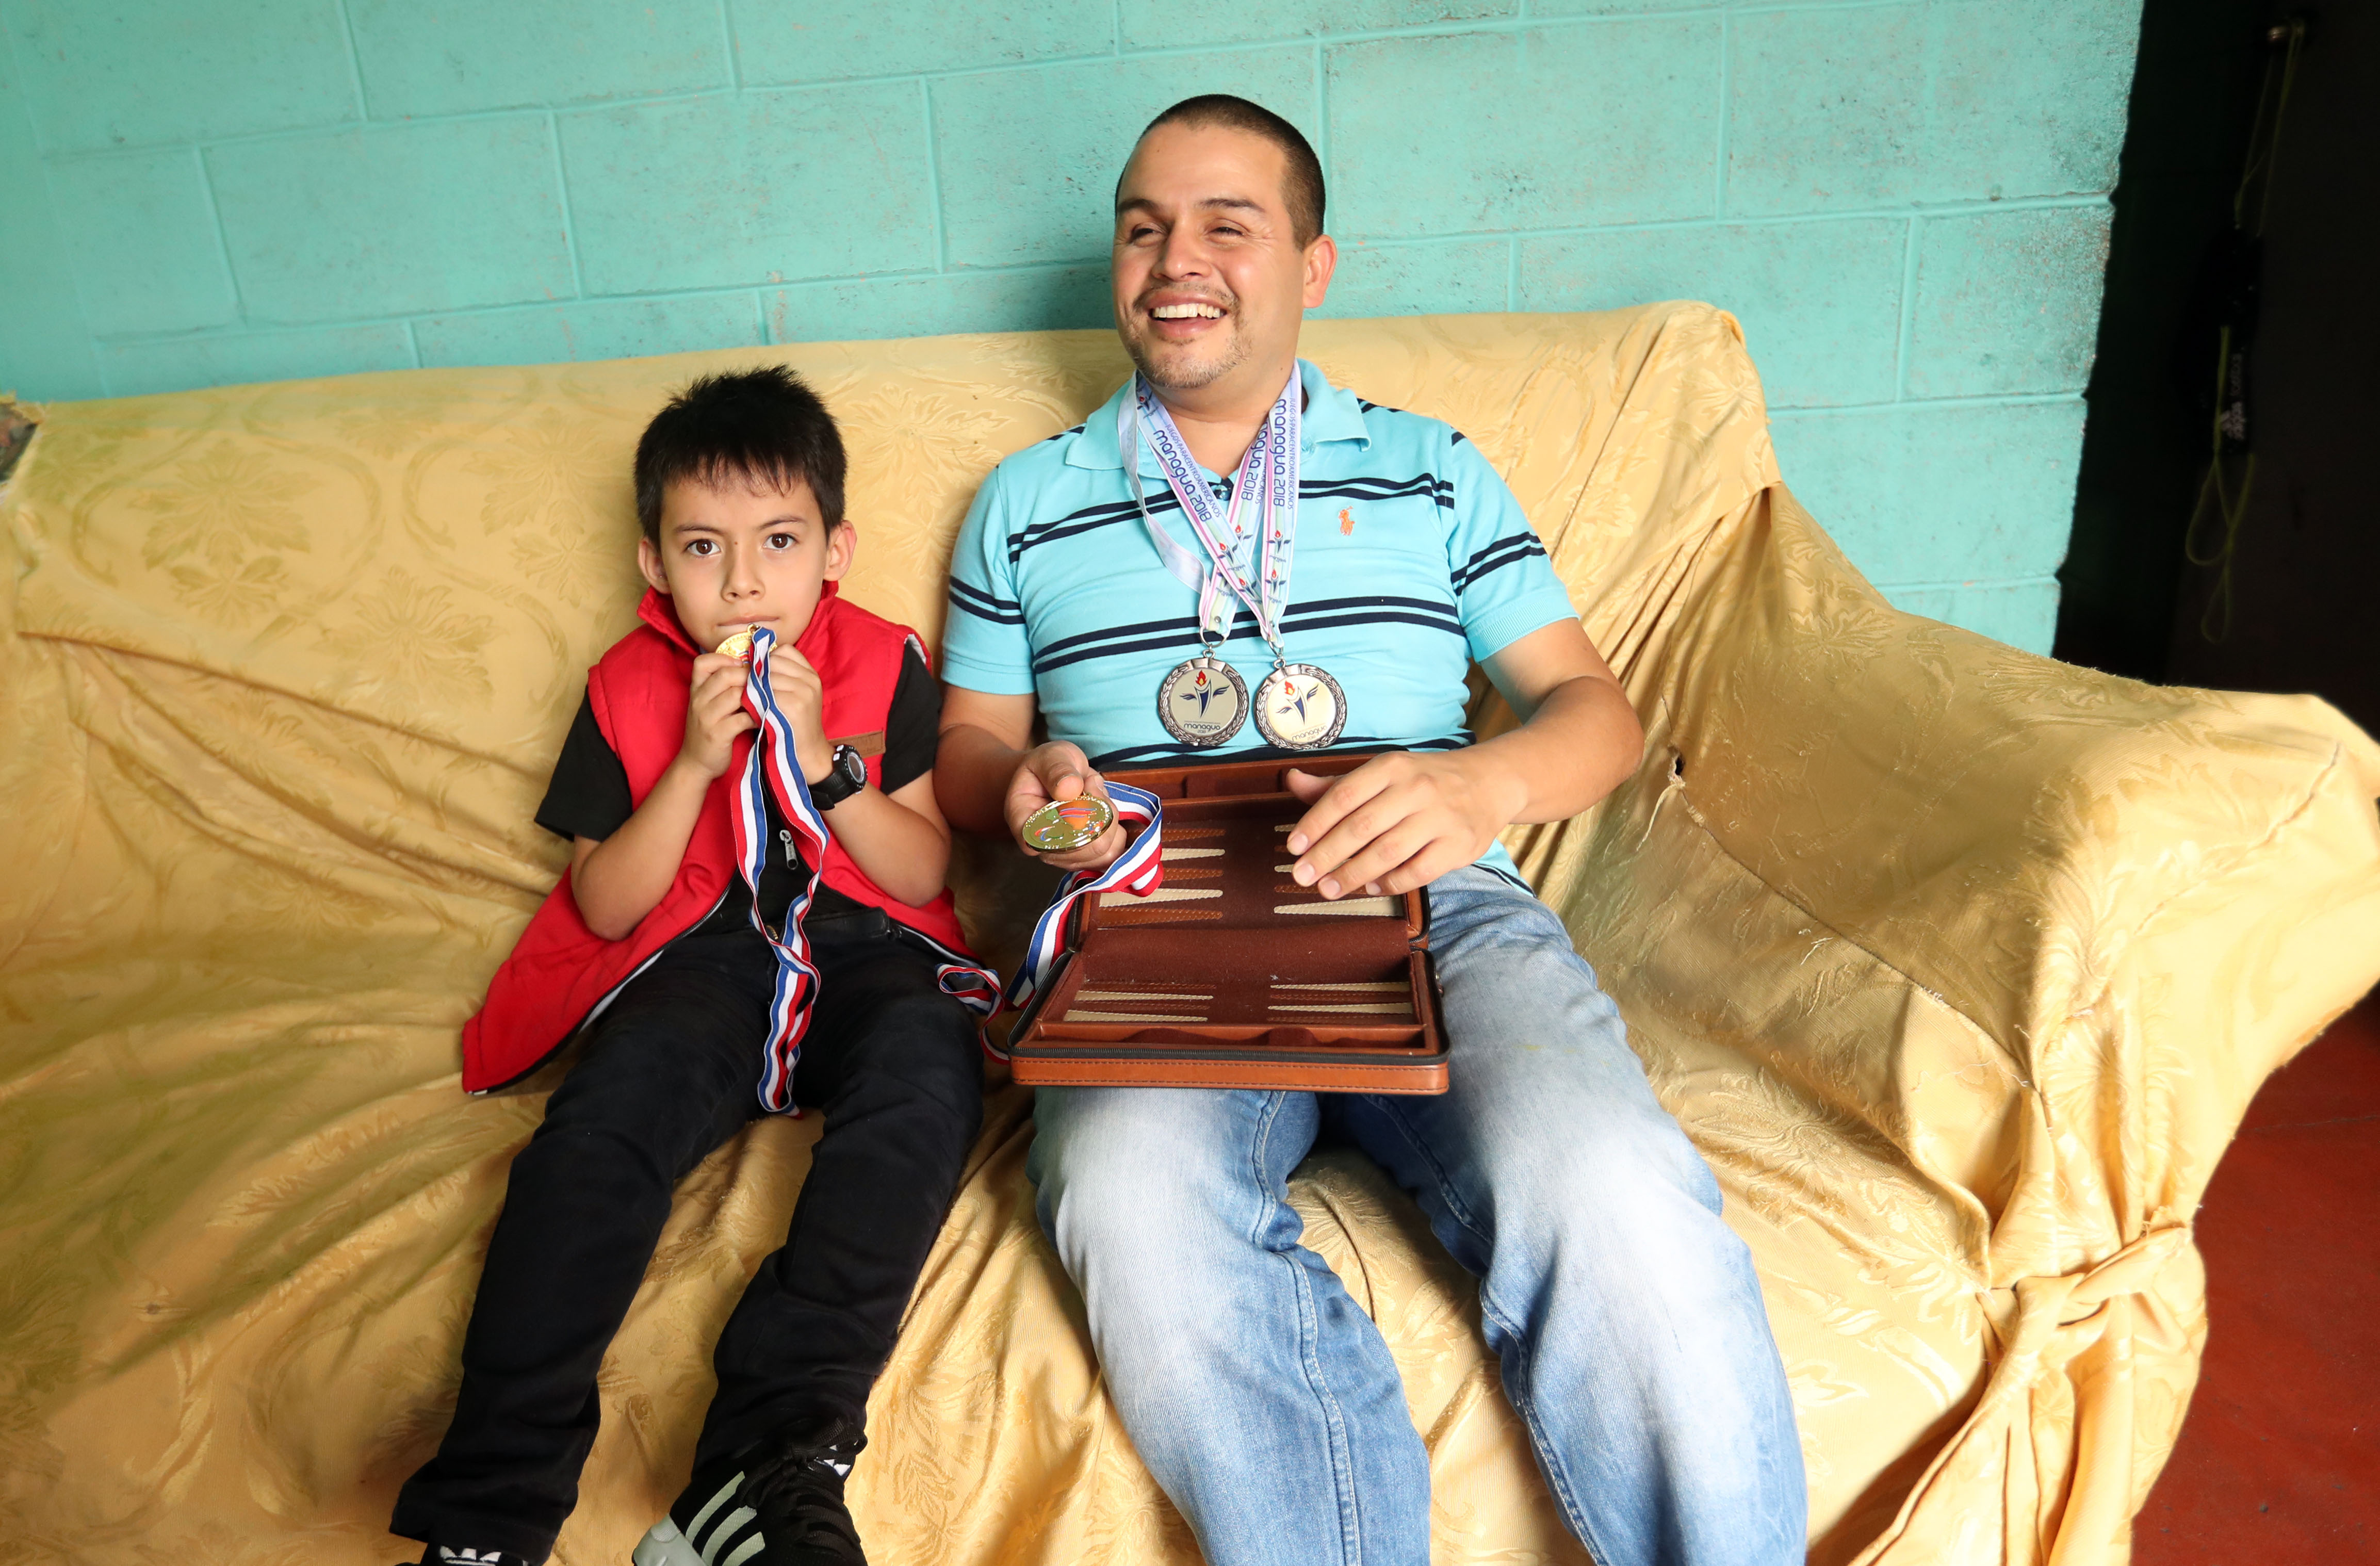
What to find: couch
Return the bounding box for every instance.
[3,303,2376,1565]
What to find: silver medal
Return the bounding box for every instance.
[1253,662,1346,750]
[1156,654,1248,746]
[1126,370,1350,755]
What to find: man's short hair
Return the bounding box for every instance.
[632,366,847,542]
[1132,94,1327,247]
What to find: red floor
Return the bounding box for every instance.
[2132,990,2380,1563]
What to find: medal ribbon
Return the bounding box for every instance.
[1001,780,1166,1031]
[735,626,1000,1112]
[1121,367,1302,652]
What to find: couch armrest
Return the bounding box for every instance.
[1662,485,2380,1095]
[1506,483,2380,1564]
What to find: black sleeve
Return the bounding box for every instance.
[875,646,942,796]
[533,693,637,842]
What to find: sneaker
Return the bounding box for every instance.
[404,1548,534,1566]
[632,1416,868,1566]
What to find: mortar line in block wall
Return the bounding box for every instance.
[1318,192,2108,251]
[85,259,1118,352]
[1768,390,2082,418]
[1872,573,2062,596]
[26,5,1978,161]
[921,78,948,273]
[1713,10,1731,219]
[401,319,422,369]
[191,145,248,325]
[548,113,588,299]
[1121,12,1650,61]
[1313,42,1329,172]
[718,0,743,89]
[1894,215,1922,400]
[331,0,371,119]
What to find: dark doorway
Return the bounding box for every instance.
[2056,2,2377,736]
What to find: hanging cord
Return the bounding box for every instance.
[2182,16,2305,641]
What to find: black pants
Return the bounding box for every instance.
[392,915,983,1560]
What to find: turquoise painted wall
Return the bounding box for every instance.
[0,0,2141,653]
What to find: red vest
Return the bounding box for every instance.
[462,584,972,1093]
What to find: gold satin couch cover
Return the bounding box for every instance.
[3,305,2376,1565]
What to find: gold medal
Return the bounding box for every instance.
[1020,794,1117,854]
[714,629,755,662]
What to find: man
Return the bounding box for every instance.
[934,95,1805,1566]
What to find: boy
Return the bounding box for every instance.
[393,367,992,1566]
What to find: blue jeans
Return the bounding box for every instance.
[1028,866,1805,1566]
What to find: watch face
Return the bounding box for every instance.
[833,745,868,794]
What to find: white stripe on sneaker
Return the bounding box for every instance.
[699,1507,757,1565]
[682,1473,742,1545]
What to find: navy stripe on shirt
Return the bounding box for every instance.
[1453,533,1550,594]
[1351,401,1469,443]
[1010,491,1185,562]
[1010,473,1456,561]
[1030,594,1464,676]
[1089,732,1473,770]
[948,576,1026,624]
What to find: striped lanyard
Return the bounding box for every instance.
[735,625,1000,1112]
[1124,369,1301,652]
[1003,779,1166,1022]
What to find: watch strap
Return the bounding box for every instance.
[812,743,866,810]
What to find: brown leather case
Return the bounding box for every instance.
[1006,754,1450,1094]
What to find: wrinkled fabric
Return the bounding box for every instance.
[2,305,2376,1566]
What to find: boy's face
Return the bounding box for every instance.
[637,473,854,654]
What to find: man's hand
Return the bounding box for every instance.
[1284,752,1526,900]
[765,644,833,782]
[678,652,758,780]
[1005,741,1129,873]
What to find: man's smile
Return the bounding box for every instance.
[1142,292,1233,343]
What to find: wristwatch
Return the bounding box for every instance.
[810,743,868,810]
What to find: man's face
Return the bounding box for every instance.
[637,473,853,653]
[1112,121,1334,397]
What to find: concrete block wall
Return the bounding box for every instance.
[1,0,2142,653]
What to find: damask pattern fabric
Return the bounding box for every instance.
[2,305,2376,1566]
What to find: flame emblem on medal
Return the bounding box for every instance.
[1253,662,1346,750]
[1157,655,1248,746]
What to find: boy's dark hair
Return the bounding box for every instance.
[632,366,846,542]
[1132,95,1326,247]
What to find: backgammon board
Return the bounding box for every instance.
[1007,754,1450,1094]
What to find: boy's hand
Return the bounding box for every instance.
[677,652,758,780]
[1006,742,1128,873]
[765,645,834,783]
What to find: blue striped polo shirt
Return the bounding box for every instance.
[941,357,1578,882]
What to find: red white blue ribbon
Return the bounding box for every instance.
[1002,779,1166,1026]
[735,625,1000,1114]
